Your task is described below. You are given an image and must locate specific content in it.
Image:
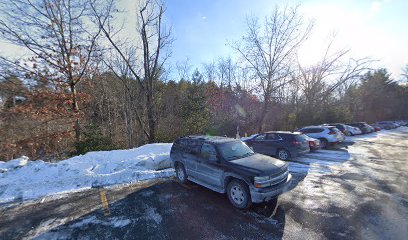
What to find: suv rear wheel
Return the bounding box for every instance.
[175,163,187,183]
[277,149,290,160]
[227,179,251,209]
[319,138,328,149]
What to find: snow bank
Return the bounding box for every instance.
[0,143,175,204]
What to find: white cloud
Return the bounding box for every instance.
[298,0,406,78]
[370,0,392,16]
[371,1,382,16]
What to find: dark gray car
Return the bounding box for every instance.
[243,131,309,160]
[170,136,292,209]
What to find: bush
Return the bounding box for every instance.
[74,124,116,155]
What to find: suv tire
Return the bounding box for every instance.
[319,138,328,149]
[277,149,290,160]
[227,179,251,209]
[175,163,188,183]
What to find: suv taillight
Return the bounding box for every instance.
[292,141,301,147]
[328,131,336,135]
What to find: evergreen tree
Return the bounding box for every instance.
[181,69,210,135]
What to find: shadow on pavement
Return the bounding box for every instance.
[286,143,352,191]
[33,181,286,240]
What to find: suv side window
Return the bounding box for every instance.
[200,143,218,161]
[187,140,202,155]
[300,128,312,133]
[315,128,324,133]
[254,134,266,140]
[266,133,281,140]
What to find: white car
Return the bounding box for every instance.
[297,126,345,149]
[345,125,362,135]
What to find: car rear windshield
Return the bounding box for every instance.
[335,124,345,130]
[329,127,339,132]
[217,141,254,161]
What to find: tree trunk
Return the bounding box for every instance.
[70,84,81,141]
[146,86,156,143]
[258,99,269,133]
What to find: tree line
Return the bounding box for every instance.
[0,0,407,161]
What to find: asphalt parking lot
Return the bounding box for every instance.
[1,128,407,240]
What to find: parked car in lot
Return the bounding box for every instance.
[376,121,398,130]
[170,135,292,209]
[297,126,345,149]
[243,131,309,160]
[370,124,381,131]
[345,124,362,135]
[323,123,351,136]
[347,122,374,134]
[375,121,395,130]
[367,124,375,132]
[396,120,408,126]
[304,135,320,152]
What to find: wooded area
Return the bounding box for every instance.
[1,0,407,161]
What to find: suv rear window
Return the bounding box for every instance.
[301,128,322,133]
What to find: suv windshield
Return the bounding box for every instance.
[218,141,254,161]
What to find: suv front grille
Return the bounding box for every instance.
[256,169,289,188]
[269,170,289,186]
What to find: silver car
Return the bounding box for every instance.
[297,126,345,148]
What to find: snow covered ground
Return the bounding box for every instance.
[287,127,408,181]
[0,143,174,204]
[1,127,406,205]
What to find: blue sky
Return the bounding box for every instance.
[162,0,408,79]
[1,0,407,79]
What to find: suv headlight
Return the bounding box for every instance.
[254,176,270,182]
[254,176,270,188]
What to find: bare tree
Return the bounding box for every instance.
[402,65,408,82]
[297,39,373,104]
[0,0,110,141]
[176,58,193,81]
[217,57,237,88]
[201,61,215,83]
[231,6,312,132]
[91,0,172,143]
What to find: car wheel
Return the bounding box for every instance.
[277,149,290,160]
[227,179,251,209]
[175,163,188,183]
[319,138,328,149]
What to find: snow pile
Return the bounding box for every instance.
[0,143,174,204]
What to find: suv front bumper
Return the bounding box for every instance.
[249,173,292,203]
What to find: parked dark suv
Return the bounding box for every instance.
[170,136,292,209]
[243,131,309,160]
[323,123,350,136]
[347,122,373,134]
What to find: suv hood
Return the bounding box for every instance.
[228,154,287,175]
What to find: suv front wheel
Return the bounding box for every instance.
[227,179,251,209]
[175,163,188,183]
